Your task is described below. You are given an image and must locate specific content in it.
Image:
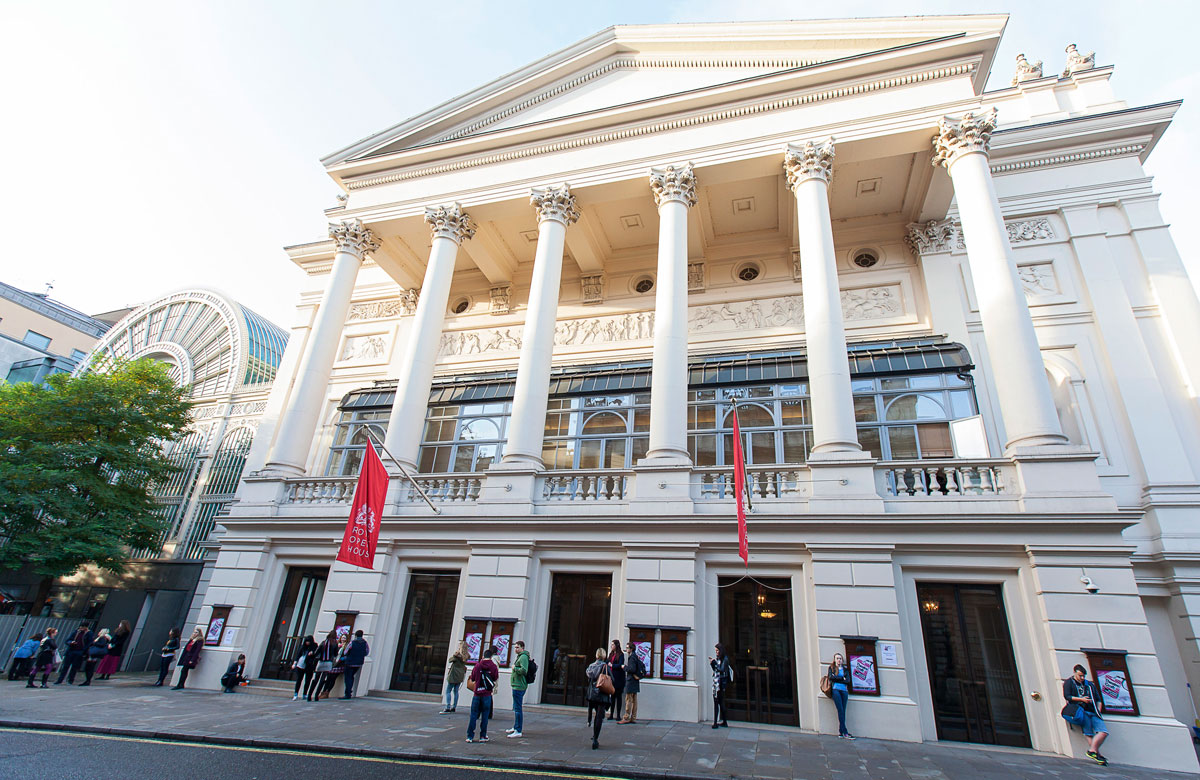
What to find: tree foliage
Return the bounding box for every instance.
[0,358,193,577]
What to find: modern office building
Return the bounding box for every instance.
[0,281,115,385]
[193,16,1200,772]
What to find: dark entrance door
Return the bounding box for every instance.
[391,572,461,692]
[916,582,1031,748]
[718,577,798,725]
[260,567,327,679]
[542,573,612,706]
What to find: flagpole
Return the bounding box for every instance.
[361,425,441,515]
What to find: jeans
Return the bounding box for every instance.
[294,667,313,696]
[56,651,84,684]
[467,696,492,739]
[832,688,849,735]
[343,665,362,697]
[156,656,174,685]
[512,689,525,732]
[713,690,727,724]
[445,681,461,710]
[175,666,191,688]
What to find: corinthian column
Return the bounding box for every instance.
[383,204,476,471]
[266,219,379,475]
[643,164,696,465]
[933,110,1066,449]
[495,185,579,469]
[784,140,861,455]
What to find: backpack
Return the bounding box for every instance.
[526,657,538,685]
[478,665,496,692]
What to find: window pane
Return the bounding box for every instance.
[583,412,626,435]
[747,386,772,398]
[605,439,627,469]
[779,383,807,396]
[728,403,773,428]
[453,445,476,472]
[782,430,807,463]
[542,442,572,470]
[909,375,942,389]
[780,399,808,426]
[475,444,497,470]
[332,424,352,447]
[633,408,650,433]
[850,378,874,392]
[579,439,602,469]
[749,432,775,465]
[690,434,717,466]
[632,437,649,463]
[545,412,568,436]
[419,448,437,473]
[853,396,877,422]
[885,394,946,421]
[881,378,908,390]
[888,427,918,460]
[343,449,364,475]
[462,418,500,440]
[917,424,954,458]
[858,427,882,458]
[949,390,975,419]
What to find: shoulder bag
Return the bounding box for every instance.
[819,673,833,699]
[597,663,615,696]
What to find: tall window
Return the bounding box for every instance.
[326,409,390,476]
[543,394,651,469]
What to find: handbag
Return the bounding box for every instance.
[467,675,477,692]
[819,674,833,699]
[1061,701,1081,720]
[315,660,333,673]
[597,663,616,696]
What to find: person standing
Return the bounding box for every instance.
[291,636,318,701]
[154,628,181,687]
[55,623,92,685]
[221,654,248,693]
[96,619,131,680]
[585,648,611,750]
[25,627,58,688]
[465,646,498,743]
[172,628,204,690]
[81,629,110,686]
[507,640,530,738]
[310,630,338,701]
[607,640,626,721]
[319,633,349,700]
[828,653,855,739]
[1062,664,1109,766]
[9,633,41,681]
[709,643,732,729]
[619,644,643,724]
[441,640,468,713]
[341,630,369,699]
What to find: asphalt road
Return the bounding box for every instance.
[0,728,624,780]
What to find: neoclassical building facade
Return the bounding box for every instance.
[195,16,1199,772]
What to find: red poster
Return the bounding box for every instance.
[336,440,388,569]
[731,404,749,566]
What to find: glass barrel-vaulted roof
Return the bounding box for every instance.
[84,289,288,398]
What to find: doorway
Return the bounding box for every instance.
[718,577,798,726]
[260,567,327,679]
[542,573,612,706]
[391,572,461,692]
[916,582,1031,747]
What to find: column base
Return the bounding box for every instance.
[1008,444,1116,512]
[631,462,694,513]
[260,461,306,478]
[490,453,546,472]
[638,449,692,468]
[806,451,883,513]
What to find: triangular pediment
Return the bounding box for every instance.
[324,15,1006,169]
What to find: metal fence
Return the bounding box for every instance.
[0,614,83,669]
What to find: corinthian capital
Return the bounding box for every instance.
[904,219,959,256]
[530,184,580,225]
[328,219,380,259]
[424,203,476,244]
[649,163,697,208]
[783,138,835,190]
[931,108,998,168]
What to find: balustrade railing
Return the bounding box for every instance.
[400,474,481,503]
[879,460,1009,497]
[283,477,357,504]
[694,466,808,500]
[538,470,630,501]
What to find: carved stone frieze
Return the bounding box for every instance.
[841,286,903,320]
[556,312,654,345]
[688,262,706,293]
[530,184,580,225]
[1011,53,1043,85]
[347,293,418,322]
[1018,262,1060,297]
[228,400,268,417]
[425,203,476,244]
[1007,217,1055,243]
[904,219,959,256]
[439,328,523,356]
[649,163,697,208]
[329,218,380,259]
[791,250,802,281]
[783,139,835,189]
[341,334,388,361]
[1062,44,1096,77]
[581,274,605,305]
[931,109,998,168]
[489,285,512,315]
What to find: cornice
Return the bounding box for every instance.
[343,62,975,191]
[990,143,1146,175]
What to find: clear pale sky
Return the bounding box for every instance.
[2,1,1196,327]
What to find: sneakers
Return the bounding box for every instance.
[465,737,474,743]
[479,736,490,742]
[505,728,515,733]
[292,694,299,701]
[439,708,452,714]
[507,732,523,738]
[1087,751,1108,766]
[845,733,857,740]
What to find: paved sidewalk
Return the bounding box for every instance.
[0,674,1192,780]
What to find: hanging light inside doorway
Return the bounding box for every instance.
[759,607,777,619]
[922,599,940,613]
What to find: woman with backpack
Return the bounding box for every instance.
[585,647,612,750]
[709,642,732,729]
[25,627,58,688]
[291,635,318,701]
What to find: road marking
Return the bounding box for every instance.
[0,727,627,778]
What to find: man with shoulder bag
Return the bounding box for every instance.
[1062,664,1109,766]
[466,646,499,743]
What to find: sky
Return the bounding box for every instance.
[2,1,1198,328]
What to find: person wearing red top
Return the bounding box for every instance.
[466,646,499,743]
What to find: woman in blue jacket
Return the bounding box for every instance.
[8,633,41,680]
[828,653,855,739]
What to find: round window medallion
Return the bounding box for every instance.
[853,250,880,269]
[634,277,655,294]
[451,298,471,314]
[736,264,761,282]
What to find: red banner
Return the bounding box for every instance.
[336,440,388,569]
[731,404,749,566]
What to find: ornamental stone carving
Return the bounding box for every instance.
[904,220,959,256]
[1007,217,1055,243]
[328,218,380,259]
[931,108,998,168]
[341,334,388,361]
[783,139,835,189]
[649,163,697,208]
[1011,53,1043,85]
[530,184,580,225]
[1062,44,1096,77]
[791,250,802,281]
[581,274,605,305]
[425,203,476,244]
[348,294,418,321]
[688,262,706,293]
[489,285,512,315]
[1018,262,1060,297]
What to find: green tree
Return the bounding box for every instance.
[0,358,192,577]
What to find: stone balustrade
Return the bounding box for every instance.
[537,470,630,501]
[283,476,358,504]
[400,474,482,503]
[694,466,809,500]
[878,460,1010,497]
